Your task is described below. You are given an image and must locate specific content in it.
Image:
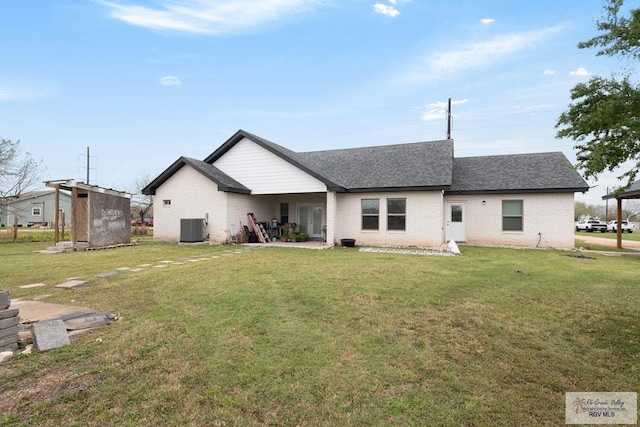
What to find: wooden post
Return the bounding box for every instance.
[71,187,78,245]
[616,198,622,249]
[54,184,60,243]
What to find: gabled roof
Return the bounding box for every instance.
[144,130,588,195]
[298,140,453,191]
[447,152,589,194]
[142,156,250,195]
[203,129,343,190]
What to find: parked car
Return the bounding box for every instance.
[607,220,634,233]
[575,219,607,232]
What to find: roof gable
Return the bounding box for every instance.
[203,129,341,190]
[447,152,589,194]
[142,157,250,195]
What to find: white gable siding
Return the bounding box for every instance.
[213,138,326,194]
[334,191,445,248]
[153,165,228,243]
[447,193,576,249]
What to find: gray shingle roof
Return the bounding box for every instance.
[142,157,250,195]
[448,152,589,194]
[298,140,453,191]
[145,130,588,195]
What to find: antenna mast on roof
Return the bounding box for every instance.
[446,98,452,140]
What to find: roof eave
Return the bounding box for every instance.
[339,185,450,193]
[444,187,590,195]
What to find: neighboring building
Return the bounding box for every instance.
[0,190,72,227]
[143,129,589,249]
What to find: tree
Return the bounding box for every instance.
[556,0,640,192]
[131,174,154,225]
[0,138,44,241]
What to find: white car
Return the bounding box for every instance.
[606,220,634,233]
[575,219,607,232]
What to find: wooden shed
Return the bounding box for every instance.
[45,180,131,248]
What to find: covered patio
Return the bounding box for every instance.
[603,180,640,249]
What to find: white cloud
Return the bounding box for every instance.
[96,0,323,35]
[373,3,400,17]
[398,26,564,85]
[543,69,555,75]
[421,99,469,121]
[160,76,182,86]
[569,67,590,76]
[480,18,494,25]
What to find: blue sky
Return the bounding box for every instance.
[0,0,628,205]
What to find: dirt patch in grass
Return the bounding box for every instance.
[0,365,101,417]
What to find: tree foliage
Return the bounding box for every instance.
[556,0,640,190]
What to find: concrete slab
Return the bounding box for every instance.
[129,268,145,272]
[55,279,87,289]
[0,308,19,320]
[10,300,94,323]
[32,319,70,351]
[0,325,19,339]
[0,291,10,310]
[96,272,118,279]
[19,283,47,289]
[0,316,19,329]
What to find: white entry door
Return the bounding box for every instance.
[298,205,323,238]
[446,203,466,242]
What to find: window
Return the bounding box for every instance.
[502,200,523,231]
[280,203,289,224]
[361,199,379,230]
[163,199,171,206]
[32,207,41,216]
[387,198,406,231]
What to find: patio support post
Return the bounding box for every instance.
[326,191,337,246]
[54,184,60,244]
[617,198,622,249]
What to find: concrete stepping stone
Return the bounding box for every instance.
[129,268,145,272]
[96,272,117,279]
[55,280,86,289]
[116,267,131,271]
[19,283,47,289]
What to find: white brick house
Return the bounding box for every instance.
[143,130,589,249]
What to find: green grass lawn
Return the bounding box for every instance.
[575,229,640,241]
[1,242,638,426]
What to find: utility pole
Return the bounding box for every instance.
[86,146,90,184]
[446,98,452,140]
[79,146,95,184]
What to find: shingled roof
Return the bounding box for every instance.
[142,156,250,195]
[298,140,453,191]
[447,152,589,194]
[144,130,588,195]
